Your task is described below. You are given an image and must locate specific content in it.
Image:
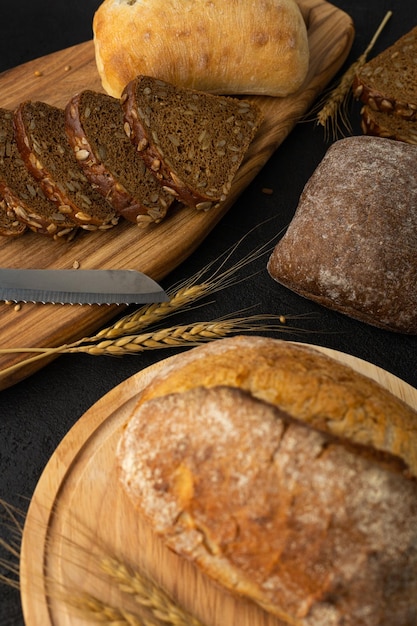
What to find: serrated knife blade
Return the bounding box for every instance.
[0,268,169,305]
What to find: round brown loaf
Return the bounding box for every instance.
[117,336,417,625]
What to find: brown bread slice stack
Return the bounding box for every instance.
[14,101,119,232]
[353,25,417,144]
[65,90,175,227]
[0,108,76,239]
[122,75,263,211]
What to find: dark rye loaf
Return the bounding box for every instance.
[14,101,119,232]
[0,108,76,239]
[65,90,175,227]
[122,75,262,211]
[267,136,417,334]
[353,25,417,120]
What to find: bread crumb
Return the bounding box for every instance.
[14,303,22,312]
[34,70,43,77]
[72,260,80,269]
[261,187,274,195]
[64,65,72,72]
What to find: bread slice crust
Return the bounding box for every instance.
[14,101,119,232]
[65,90,175,226]
[122,75,262,211]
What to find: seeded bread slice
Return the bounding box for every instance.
[122,75,263,211]
[65,90,175,227]
[0,196,26,237]
[361,104,417,144]
[14,101,119,232]
[353,25,417,120]
[0,108,76,239]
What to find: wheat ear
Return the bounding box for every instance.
[316,10,392,139]
[60,591,155,625]
[100,557,206,626]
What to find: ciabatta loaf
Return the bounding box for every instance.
[267,135,417,334]
[118,336,417,625]
[93,0,309,98]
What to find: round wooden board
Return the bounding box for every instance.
[20,342,417,626]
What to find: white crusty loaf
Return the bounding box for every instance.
[93,0,309,98]
[117,336,417,625]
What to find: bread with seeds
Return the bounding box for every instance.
[13,101,119,232]
[118,336,417,625]
[360,104,417,144]
[122,75,262,211]
[0,195,26,237]
[0,108,76,239]
[93,0,309,98]
[353,24,417,120]
[65,90,176,227]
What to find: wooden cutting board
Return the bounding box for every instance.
[0,0,354,390]
[20,343,417,626]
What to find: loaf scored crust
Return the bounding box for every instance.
[118,337,417,625]
[65,90,175,226]
[122,75,262,211]
[130,336,417,477]
[14,101,119,232]
[267,136,417,334]
[353,25,417,120]
[93,0,309,98]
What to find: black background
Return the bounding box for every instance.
[1,1,416,624]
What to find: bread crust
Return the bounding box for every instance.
[93,0,309,98]
[117,337,417,624]
[267,136,417,334]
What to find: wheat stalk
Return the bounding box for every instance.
[60,591,155,625]
[315,10,392,139]
[100,557,206,626]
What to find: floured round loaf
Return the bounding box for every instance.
[267,136,417,334]
[117,337,417,625]
[93,0,309,98]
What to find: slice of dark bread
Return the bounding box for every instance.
[65,90,175,227]
[360,104,417,144]
[353,25,417,120]
[0,195,26,237]
[14,101,119,232]
[0,108,76,239]
[121,75,262,211]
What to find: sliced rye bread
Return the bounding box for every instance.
[121,75,263,211]
[360,104,417,145]
[65,90,175,227]
[14,100,119,232]
[0,195,27,237]
[353,25,417,121]
[0,108,76,239]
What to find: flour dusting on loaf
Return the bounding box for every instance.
[117,337,417,625]
[267,136,417,334]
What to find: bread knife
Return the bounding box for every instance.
[0,268,169,305]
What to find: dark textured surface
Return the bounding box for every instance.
[0,1,416,624]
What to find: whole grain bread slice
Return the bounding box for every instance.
[0,108,76,239]
[360,104,417,144]
[65,90,175,227]
[122,75,262,211]
[353,25,417,120]
[0,195,26,237]
[14,100,119,232]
